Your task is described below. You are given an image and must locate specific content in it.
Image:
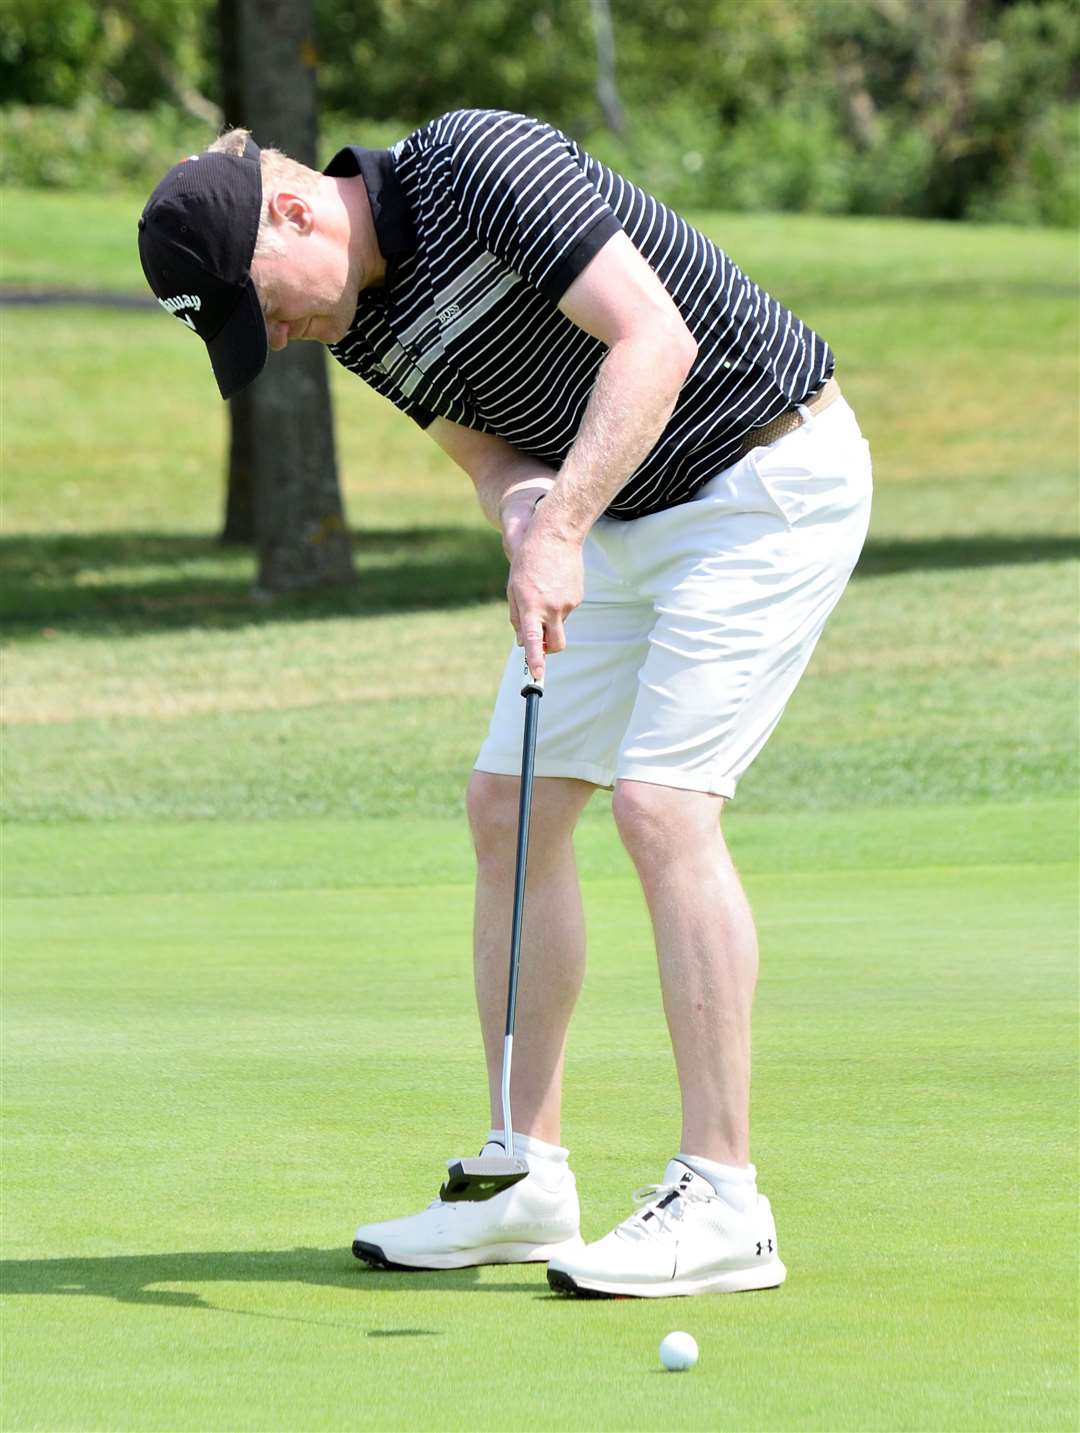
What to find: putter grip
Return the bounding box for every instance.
[521,661,545,697]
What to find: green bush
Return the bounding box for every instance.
[2,0,1078,228]
[847,120,936,220]
[0,100,207,191]
[0,102,416,195]
[4,93,1076,233]
[317,112,416,161]
[707,100,853,216]
[965,102,1080,229]
[0,0,216,111]
[584,98,929,221]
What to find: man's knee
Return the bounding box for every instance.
[467,771,520,860]
[466,770,592,866]
[612,779,724,864]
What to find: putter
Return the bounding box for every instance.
[440,661,545,1202]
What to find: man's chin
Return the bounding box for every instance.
[292,321,335,345]
[317,319,350,346]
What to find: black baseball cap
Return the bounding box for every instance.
[138,136,267,400]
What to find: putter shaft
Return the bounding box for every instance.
[501,668,544,1156]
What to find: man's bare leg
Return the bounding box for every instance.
[611,780,758,1166]
[467,771,596,1147]
[350,771,592,1267]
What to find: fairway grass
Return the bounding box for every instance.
[4,554,1077,821]
[3,802,1077,1432]
[3,197,1078,1430]
[3,197,1077,536]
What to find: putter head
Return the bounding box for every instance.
[439,1156,530,1202]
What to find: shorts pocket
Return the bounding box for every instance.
[749,434,872,528]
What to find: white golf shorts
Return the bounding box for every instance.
[475,394,873,799]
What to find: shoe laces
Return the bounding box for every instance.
[617,1179,709,1242]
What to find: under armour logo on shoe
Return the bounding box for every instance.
[756,1238,774,1256]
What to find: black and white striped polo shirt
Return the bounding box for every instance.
[325,109,834,520]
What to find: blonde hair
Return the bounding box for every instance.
[207,128,321,259]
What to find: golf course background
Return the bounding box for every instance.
[3,193,1078,1431]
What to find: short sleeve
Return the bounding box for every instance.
[448,111,622,305]
[364,366,436,430]
[330,324,505,435]
[329,331,436,430]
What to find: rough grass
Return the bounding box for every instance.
[2,554,1077,822]
[3,191,1077,528]
[2,195,1078,823]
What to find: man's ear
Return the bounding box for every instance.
[266,190,314,235]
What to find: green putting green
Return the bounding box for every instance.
[2,802,1075,1431]
[2,193,1076,1428]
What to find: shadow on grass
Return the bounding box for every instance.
[0,526,509,638]
[854,533,1079,577]
[1,527,1076,641]
[0,1247,538,1314]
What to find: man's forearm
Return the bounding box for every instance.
[534,335,694,542]
[473,459,556,530]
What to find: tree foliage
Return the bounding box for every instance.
[0,0,217,111]
[1,0,1076,225]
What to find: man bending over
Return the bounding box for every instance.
[139,110,871,1298]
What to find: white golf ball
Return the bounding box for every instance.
[659,1330,699,1371]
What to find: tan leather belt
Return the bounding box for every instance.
[735,376,841,458]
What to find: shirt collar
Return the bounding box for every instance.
[322,145,416,260]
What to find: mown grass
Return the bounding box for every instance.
[3,807,1076,1432]
[1,193,1078,1433]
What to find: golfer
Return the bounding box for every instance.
[139,109,871,1299]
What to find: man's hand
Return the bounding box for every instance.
[507,521,585,683]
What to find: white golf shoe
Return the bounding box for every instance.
[547,1158,787,1298]
[352,1138,584,1271]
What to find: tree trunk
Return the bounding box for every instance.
[590,0,625,137]
[219,0,255,547]
[220,385,256,545]
[218,0,355,591]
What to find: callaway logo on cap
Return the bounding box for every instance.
[137,137,268,399]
